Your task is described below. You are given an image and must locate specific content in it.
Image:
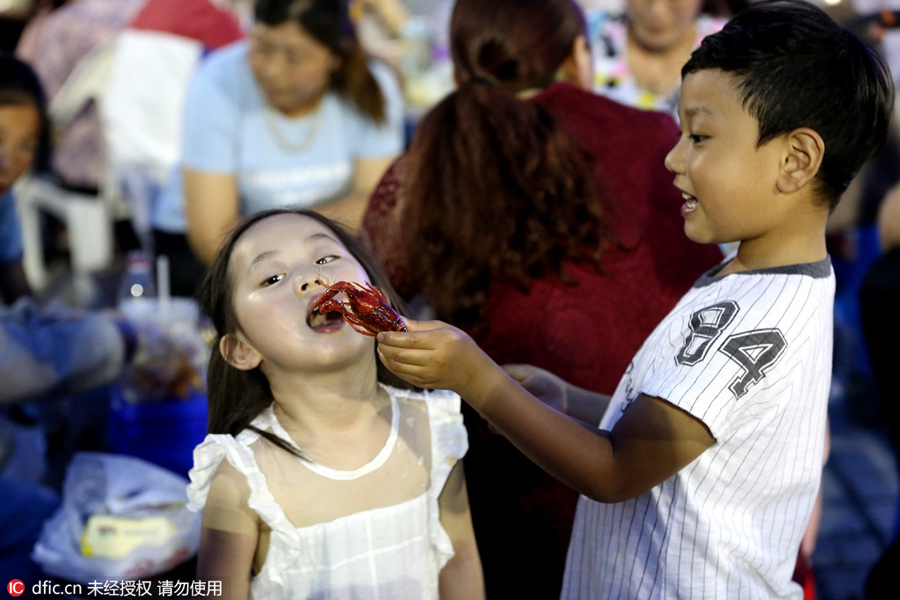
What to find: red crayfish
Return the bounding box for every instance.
[311,278,407,337]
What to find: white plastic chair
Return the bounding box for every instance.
[100,29,204,248]
[14,175,115,301]
[13,41,119,301]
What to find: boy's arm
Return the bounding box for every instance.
[503,364,612,425]
[437,461,485,599]
[196,460,259,599]
[378,321,715,503]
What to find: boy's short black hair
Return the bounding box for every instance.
[684,0,895,209]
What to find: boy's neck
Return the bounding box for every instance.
[718,188,830,275]
[722,230,828,275]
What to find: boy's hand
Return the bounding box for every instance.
[503,364,568,414]
[376,320,503,402]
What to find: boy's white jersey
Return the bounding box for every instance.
[562,258,834,600]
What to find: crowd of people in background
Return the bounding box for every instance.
[1,0,900,598]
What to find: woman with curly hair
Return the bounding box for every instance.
[360,0,722,596]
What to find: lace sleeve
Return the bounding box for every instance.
[186,434,239,512]
[424,389,468,569]
[426,389,468,492]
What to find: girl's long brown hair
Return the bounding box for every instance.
[255,0,387,123]
[402,0,607,328]
[198,209,410,457]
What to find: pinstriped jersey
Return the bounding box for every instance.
[562,258,834,600]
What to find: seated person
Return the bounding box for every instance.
[151,0,404,298]
[15,0,146,193]
[1,53,49,304]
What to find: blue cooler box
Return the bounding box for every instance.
[108,389,208,477]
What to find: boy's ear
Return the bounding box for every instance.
[776,128,825,195]
[220,333,262,371]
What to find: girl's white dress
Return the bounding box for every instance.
[186,385,467,599]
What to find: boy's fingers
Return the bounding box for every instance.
[377,352,434,386]
[396,318,446,332]
[378,325,446,348]
[377,330,415,347]
[377,346,429,367]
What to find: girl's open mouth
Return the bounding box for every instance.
[306,299,344,332]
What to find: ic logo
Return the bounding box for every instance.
[7,580,24,597]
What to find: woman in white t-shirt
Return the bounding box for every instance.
[152,0,403,297]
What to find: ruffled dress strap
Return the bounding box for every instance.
[423,388,468,488]
[185,419,298,535]
[396,386,468,570]
[186,431,258,512]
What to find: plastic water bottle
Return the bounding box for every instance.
[117,251,156,314]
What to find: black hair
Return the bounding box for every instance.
[0,52,51,173]
[198,208,411,458]
[683,0,895,209]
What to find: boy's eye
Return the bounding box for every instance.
[315,255,338,265]
[261,273,284,287]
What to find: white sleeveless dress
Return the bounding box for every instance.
[186,385,467,599]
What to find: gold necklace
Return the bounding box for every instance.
[264,105,323,153]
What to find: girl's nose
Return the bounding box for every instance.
[294,272,319,296]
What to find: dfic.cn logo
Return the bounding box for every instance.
[7,580,24,597]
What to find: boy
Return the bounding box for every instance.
[376,0,894,597]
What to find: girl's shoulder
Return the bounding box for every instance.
[185,411,274,513]
[385,385,461,419]
[186,432,255,511]
[384,385,468,468]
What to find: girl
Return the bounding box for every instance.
[0,53,49,304]
[151,0,404,298]
[186,209,483,599]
